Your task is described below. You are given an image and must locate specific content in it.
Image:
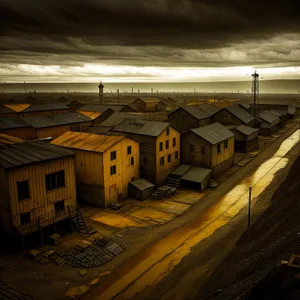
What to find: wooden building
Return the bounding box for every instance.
[23,113,92,139]
[258,111,280,136]
[0,117,37,140]
[288,107,296,119]
[132,97,167,112]
[270,110,288,127]
[0,140,76,236]
[232,125,259,153]
[19,103,70,117]
[211,104,254,127]
[168,104,219,134]
[51,131,140,208]
[129,178,155,201]
[111,119,180,186]
[250,103,288,115]
[57,97,84,112]
[181,122,234,177]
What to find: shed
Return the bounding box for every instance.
[180,167,212,191]
[270,110,288,126]
[129,178,155,201]
[258,110,280,136]
[288,107,296,119]
[233,125,259,152]
[132,97,167,112]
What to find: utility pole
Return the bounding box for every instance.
[248,187,252,228]
[251,71,259,118]
[117,89,120,104]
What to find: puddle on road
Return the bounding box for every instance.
[90,130,299,300]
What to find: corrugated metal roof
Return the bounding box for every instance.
[79,104,127,113]
[226,105,254,124]
[113,119,170,137]
[22,113,92,128]
[191,122,234,144]
[4,104,30,112]
[0,117,31,129]
[236,125,259,136]
[130,178,155,190]
[181,167,212,183]
[0,134,24,145]
[288,107,296,115]
[176,106,211,120]
[259,110,280,124]
[78,111,102,120]
[22,103,69,112]
[84,126,113,134]
[0,105,15,114]
[238,103,250,110]
[171,164,192,176]
[0,140,74,169]
[51,131,126,153]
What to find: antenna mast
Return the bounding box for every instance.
[251,71,259,118]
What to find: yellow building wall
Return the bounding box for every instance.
[211,136,235,167]
[156,125,180,185]
[7,156,76,232]
[103,138,140,206]
[37,125,71,139]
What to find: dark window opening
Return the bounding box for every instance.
[20,212,30,225]
[175,151,179,159]
[131,177,135,182]
[45,170,65,191]
[111,151,117,161]
[173,137,176,147]
[224,139,228,149]
[143,157,148,165]
[55,200,65,216]
[166,127,170,135]
[201,146,206,154]
[17,180,30,201]
[159,142,163,151]
[217,144,221,153]
[160,157,165,166]
[131,157,134,166]
[190,144,195,153]
[110,165,116,175]
[168,154,171,163]
[166,140,169,149]
[127,146,132,155]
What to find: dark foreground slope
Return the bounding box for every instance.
[196,156,300,300]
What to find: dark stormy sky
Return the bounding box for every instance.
[1,0,300,82]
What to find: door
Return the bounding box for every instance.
[109,184,118,205]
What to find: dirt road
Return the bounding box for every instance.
[83,125,299,300]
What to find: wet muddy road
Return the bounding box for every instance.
[85,129,300,300]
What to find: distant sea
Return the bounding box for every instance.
[1,80,300,94]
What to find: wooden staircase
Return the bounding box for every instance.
[167,176,181,189]
[70,205,97,236]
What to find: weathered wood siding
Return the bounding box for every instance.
[155,102,167,112]
[6,156,76,234]
[132,99,147,112]
[168,108,199,133]
[20,108,70,117]
[211,109,250,126]
[0,127,37,140]
[0,167,11,234]
[211,137,234,168]
[36,125,71,139]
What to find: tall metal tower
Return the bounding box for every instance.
[251,71,259,118]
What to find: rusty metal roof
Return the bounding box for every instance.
[22,113,92,128]
[78,111,102,120]
[113,119,170,137]
[181,167,212,183]
[0,140,74,169]
[130,178,155,191]
[4,104,30,112]
[22,103,69,112]
[226,104,254,124]
[79,104,128,113]
[0,134,24,145]
[0,117,31,129]
[191,122,234,144]
[235,125,259,136]
[51,131,126,153]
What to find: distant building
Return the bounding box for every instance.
[181,123,234,176]
[0,141,76,236]
[232,125,259,153]
[57,97,84,112]
[51,131,140,208]
[19,103,70,117]
[132,97,166,112]
[111,119,180,186]
[250,103,288,115]
[270,110,288,127]
[258,111,280,136]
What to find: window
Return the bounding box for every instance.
[110,165,116,175]
[201,146,206,154]
[143,157,148,165]
[45,170,65,191]
[217,144,221,153]
[17,180,29,201]
[190,144,195,153]
[160,156,165,166]
[159,142,163,151]
[131,157,134,166]
[55,200,65,216]
[175,151,179,159]
[111,151,116,161]
[166,140,169,149]
[127,146,132,155]
[224,139,228,149]
[20,212,30,225]
[173,137,176,147]
[166,127,170,135]
[168,154,171,163]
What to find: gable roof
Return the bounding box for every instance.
[112,119,170,137]
[191,122,234,144]
[135,97,161,104]
[0,134,24,145]
[4,104,30,112]
[51,131,126,153]
[181,167,212,183]
[78,111,102,120]
[172,104,219,120]
[235,125,259,136]
[0,140,74,169]
[259,110,280,124]
[22,103,69,112]
[0,117,31,129]
[79,104,128,113]
[22,113,91,128]
[100,112,144,127]
[0,105,16,114]
[225,105,254,124]
[130,178,155,190]
[288,107,296,115]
